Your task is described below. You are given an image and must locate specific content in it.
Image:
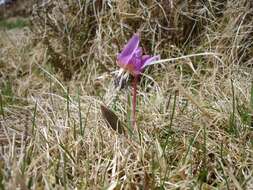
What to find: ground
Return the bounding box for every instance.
[1,1,253,189]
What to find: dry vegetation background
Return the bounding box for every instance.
[0,0,253,189]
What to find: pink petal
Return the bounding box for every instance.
[117,34,140,66]
[132,56,143,75]
[141,55,160,69]
[135,47,142,58]
[141,55,151,64]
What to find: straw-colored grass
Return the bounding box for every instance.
[1,0,253,189]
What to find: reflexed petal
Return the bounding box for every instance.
[141,55,160,69]
[141,55,151,64]
[117,34,140,66]
[135,47,142,58]
[132,56,143,74]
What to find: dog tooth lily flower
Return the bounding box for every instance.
[117,34,160,76]
[116,34,160,128]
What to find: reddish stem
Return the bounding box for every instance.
[132,75,138,128]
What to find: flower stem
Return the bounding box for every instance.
[132,75,138,128]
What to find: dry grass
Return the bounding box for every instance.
[1,0,253,189]
[0,0,35,18]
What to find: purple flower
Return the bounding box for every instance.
[117,34,160,76]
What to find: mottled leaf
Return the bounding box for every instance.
[101,105,124,134]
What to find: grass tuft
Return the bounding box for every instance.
[0,18,28,29]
